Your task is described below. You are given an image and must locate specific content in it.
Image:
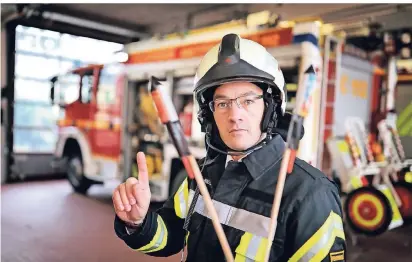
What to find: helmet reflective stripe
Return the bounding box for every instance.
[194,34,286,114]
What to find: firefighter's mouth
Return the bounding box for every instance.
[229,129,247,133]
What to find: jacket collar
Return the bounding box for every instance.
[242,134,285,180]
[202,134,286,180]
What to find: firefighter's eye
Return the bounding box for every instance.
[216,101,230,108]
[239,95,260,106]
[243,99,255,105]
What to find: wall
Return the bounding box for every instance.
[333,55,374,136]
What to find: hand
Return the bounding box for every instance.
[113,152,151,224]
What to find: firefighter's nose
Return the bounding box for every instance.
[228,104,244,122]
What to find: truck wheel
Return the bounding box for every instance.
[393,182,412,224]
[170,169,188,197]
[67,156,92,194]
[344,186,392,236]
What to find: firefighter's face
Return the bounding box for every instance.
[212,82,265,151]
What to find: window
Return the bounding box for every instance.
[59,60,78,75]
[54,73,81,104]
[97,65,121,106]
[14,102,56,128]
[14,78,51,103]
[16,25,61,56]
[81,75,93,104]
[15,53,61,80]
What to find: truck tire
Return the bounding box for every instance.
[344,186,392,236]
[67,155,93,194]
[393,181,412,224]
[170,169,188,197]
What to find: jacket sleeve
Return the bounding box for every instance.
[287,179,346,262]
[114,176,191,257]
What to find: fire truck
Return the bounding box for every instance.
[49,18,383,201]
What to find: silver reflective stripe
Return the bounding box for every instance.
[193,193,270,238]
[229,208,270,238]
[246,235,263,259]
[188,188,195,208]
[174,179,189,218]
[178,187,187,217]
[143,221,165,252]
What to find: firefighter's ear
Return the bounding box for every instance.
[261,92,277,132]
[197,108,208,132]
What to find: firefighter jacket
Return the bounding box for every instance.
[114,134,346,261]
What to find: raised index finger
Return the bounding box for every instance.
[136,152,149,186]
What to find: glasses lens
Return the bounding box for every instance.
[210,95,262,113]
[238,95,262,108]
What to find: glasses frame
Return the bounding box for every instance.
[208,94,264,113]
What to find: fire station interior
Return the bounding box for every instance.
[1,3,412,262]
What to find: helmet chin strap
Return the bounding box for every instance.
[205,132,269,156]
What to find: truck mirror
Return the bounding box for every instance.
[50,84,55,104]
[50,76,57,104]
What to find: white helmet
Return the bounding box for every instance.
[193,34,288,155]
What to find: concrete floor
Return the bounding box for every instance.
[1,179,412,262]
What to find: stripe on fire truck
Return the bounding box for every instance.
[58,119,121,131]
[126,27,293,65]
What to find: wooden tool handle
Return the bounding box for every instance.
[264,149,291,262]
[188,156,234,261]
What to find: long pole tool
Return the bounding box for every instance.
[264,65,316,262]
[149,76,234,262]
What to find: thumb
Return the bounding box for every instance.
[126,176,139,186]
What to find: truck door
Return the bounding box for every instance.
[92,65,122,161]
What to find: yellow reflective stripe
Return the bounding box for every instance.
[235,232,268,262]
[137,215,168,253]
[174,178,188,218]
[234,254,248,262]
[310,229,345,261]
[146,216,168,253]
[288,211,345,262]
[183,179,189,213]
[235,232,253,261]
[255,237,269,261]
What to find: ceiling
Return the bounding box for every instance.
[2,3,412,44]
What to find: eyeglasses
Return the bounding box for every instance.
[209,94,264,113]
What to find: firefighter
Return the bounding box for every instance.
[113,34,346,261]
